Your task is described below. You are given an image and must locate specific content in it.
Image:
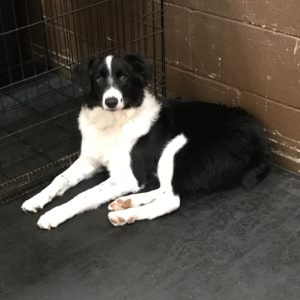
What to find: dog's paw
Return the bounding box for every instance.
[108,198,132,211]
[21,194,49,213]
[108,211,136,226]
[37,208,66,230]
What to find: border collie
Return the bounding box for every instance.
[21,54,270,230]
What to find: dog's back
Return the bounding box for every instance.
[131,98,271,196]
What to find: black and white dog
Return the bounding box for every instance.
[21,54,270,229]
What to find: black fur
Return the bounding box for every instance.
[131,99,271,196]
[73,54,152,109]
[74,54,271,198]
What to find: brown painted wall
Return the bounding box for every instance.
[164,0,300,174]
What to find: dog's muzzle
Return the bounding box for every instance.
[102,87,124,111]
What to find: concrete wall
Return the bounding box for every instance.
[164,0,300,174]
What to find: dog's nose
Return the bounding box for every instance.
[105,97,118,109]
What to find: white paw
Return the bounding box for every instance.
[21,194,50,213]
[37,208,67,230]
[108,197,132,211]
[108,211,136,227]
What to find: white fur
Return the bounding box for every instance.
[21,51,187,229]
[157,134,187,190]
[79,90,160,179]
[21,157,99,212]
[108,189,161,210]
[105,55,113,75]
[102,87,123,110]
[108,134,187,226]
[37,177,140,229]
[105,55,113,85]
[108,194,180,226]
[22,90,162,229]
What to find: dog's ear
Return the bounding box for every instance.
[124,54,153,84]
[72,57,99,94]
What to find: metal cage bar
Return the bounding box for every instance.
[0,0,166,204]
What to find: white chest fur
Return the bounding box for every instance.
[78,91,160,177]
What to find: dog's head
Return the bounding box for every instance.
[73,54,153,111]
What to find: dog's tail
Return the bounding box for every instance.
[241,155,271,189]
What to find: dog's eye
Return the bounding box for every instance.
[96,76,104,83]
[119,75,127,82]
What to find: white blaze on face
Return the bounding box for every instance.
[103,55,124,110]
[105,55,113,85]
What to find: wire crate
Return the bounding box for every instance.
[0,0,165,205]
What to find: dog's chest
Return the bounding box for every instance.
[78,107,154,168]
[82,123,119,157]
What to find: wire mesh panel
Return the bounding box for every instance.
[0,0,165,204]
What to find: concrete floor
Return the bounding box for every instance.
[1,166,300,300]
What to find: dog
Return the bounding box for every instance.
[21,54,271,229]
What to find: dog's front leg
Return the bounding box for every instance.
[37,176,140,230]
[21,157,101,213]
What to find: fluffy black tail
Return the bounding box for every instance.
[241,156,271,189]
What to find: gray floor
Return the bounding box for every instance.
[1,166,300,300]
